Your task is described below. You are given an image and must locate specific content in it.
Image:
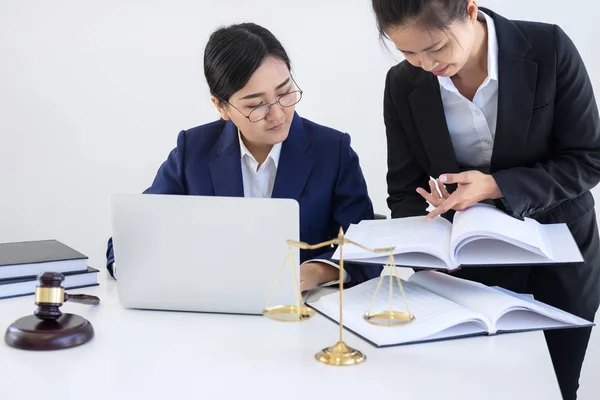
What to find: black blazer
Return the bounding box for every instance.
[384,8,600,225]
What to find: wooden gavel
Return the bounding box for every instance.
[5,271,100,350]
[34,272,100,321]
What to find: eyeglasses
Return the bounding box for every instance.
[224,77,303,123]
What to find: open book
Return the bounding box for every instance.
[308,270,593,347]
[334,203,582,270]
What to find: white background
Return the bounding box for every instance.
[0,0,598,397]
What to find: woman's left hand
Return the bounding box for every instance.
[300,262,339,292]
[416,177,452,208]
[420,171,503,221]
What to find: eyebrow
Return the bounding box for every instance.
[238,77,291,100]
[397,41,442,53]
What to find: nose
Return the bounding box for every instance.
[267,102,285,121]
[420,54,437,72]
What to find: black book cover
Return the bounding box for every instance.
[0,240,88,267]
[0,267,100,300]
[0,266,99,285]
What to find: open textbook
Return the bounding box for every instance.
[308,270,593,347]
[333,203,582,270]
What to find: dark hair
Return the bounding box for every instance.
[371,0,469,37]
[203,23,291,104]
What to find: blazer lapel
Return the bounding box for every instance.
[271,113,313,200]
[208,120,244,197]
[484,8,538,171]
[408,73,460,178]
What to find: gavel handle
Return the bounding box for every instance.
[64,293,100,305]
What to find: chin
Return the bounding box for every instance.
[268,130,289,145]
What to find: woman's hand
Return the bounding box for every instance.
[417,171,503,221]
[299,262,340,292]
[416,178,452,208]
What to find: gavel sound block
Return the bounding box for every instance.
[4,272,100,350]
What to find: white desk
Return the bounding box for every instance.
[0,273,561,400]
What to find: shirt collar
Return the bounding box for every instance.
[238,129,282,169]
[438,10,498,90]
[483,11,499,81]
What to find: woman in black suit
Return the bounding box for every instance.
[371,1,600,398]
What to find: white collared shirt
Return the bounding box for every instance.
[238,133,281,199]
[438,11,498,169]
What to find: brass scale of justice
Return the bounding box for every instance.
[263,227,415,366]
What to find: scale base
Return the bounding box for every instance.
[5,313,94,351]
[315,341,365,366]
[363,310,416,327]
[262,305,315,322]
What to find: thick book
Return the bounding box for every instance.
[308,270,593,347]
[333,203,583,270]
[0,239,89,279]
[0,267,99,300]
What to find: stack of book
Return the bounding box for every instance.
[0,239,99,300]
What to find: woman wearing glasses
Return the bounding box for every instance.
[105,23,379,291]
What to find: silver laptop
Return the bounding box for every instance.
[109,193,300,315]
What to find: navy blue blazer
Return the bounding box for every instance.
[106,112,382,287]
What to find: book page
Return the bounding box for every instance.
[451,239,556,266]
[494,310,576,332]
[532,224,583,263]
[492,286,594,330]
[308,276,489,347]
[423,321,490,341]
[408,270,526,330]
[450,204,553,264]
[344,254,451,270]
[332,216,454,269]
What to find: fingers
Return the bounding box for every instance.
[299,265,308,292]
[437,178,451,198]
[300,280,307,292]
[439,171,473,185]
[416,187,440,205]
[416,178,445,206]
[300,279,318,292]
[299,263,321,292]
[425,196,459,221]
[429,180,441,199]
